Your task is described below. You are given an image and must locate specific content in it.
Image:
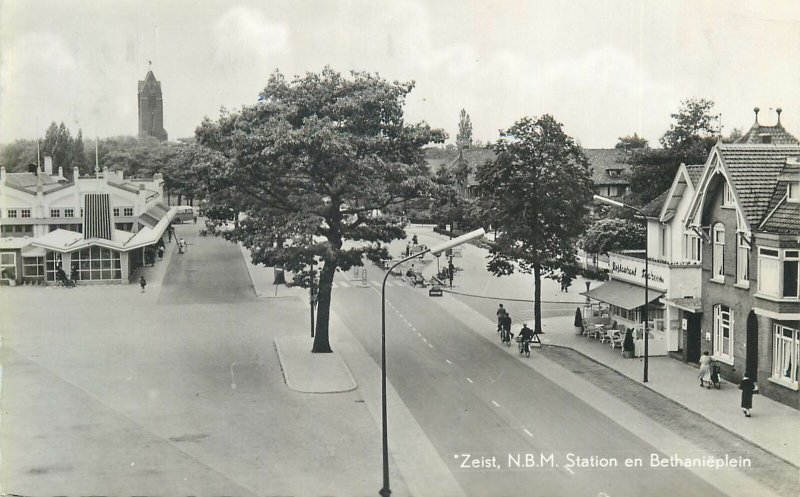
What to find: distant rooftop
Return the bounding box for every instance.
[736,107,799,145]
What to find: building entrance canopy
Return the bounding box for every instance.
[581,279,664,311]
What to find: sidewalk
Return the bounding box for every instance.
[242,253,466,497]
[412,224,800,469]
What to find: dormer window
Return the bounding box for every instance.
[789,182,799,202]
[760,134,772,144]
[606,168,622,177]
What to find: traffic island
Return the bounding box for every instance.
[274,336,357,393]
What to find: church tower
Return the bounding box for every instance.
[137,68,168,141]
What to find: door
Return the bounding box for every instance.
[686,312,702,363]
[745,310,759,378]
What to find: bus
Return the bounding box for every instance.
[173,206,196,224]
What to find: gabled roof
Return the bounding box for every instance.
[737,111,799,145]
[718,144,800,227]
[446,147,496,187]
[685,142,800,233]
[138,70,162,94]
[3,172,68,194]
[685,164,705,188]
[759,158,800,234]
[582,149,633,186]
[644,163,703,221]
[642,190,669,217]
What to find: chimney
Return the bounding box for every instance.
[73,166,80,181]
[44,156,53,175]
[753,107,760,124]
[776,108,783,125]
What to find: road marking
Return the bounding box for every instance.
[466,377,473,384]
[491,400,500,407]
[523,429,533,437]
[446,359,452,365]
[428,343,434,349]
[422,337,428,343]
[417,332,422,337]
[410,326,417,332]
[230,362,237,390]
[564,465,575,475]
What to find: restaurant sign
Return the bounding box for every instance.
[609,254,668,291]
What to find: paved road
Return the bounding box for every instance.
[330,268,728,497]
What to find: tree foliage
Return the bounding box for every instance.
[582,218,645,255]
[428,166,478,230]
[456,109,473,150]
[194,67,445,353]
[615,133,648,150]
[626,98,718,206]
[477,115,593,333]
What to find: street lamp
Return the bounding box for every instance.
[379,227,485,497]
[593,194,650,383]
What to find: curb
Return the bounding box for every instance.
[544,343,800,471]
[273,338,358,394]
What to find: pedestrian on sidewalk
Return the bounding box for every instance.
[739,375,756,417]
[178,238,186,254]
[698,351,712,388]
[139,275,147,293]
[405,242,411,257]
[448,258,455,288]
[412,234,418,245]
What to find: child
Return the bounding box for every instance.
[140,275,147,293]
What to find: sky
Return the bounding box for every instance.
[1,0,799,148]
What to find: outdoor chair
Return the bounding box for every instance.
[609,324,626,349]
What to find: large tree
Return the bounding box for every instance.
[627,98,718,206]
[615,133,648,150]
[582,218,645,255]
[477,115,593,333]
[195,68,445,353]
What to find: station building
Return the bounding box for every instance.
[0,158,175,285]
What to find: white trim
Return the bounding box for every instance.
[768,376,800,391]
[753,307,800,320]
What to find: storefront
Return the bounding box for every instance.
[581,252,669,356]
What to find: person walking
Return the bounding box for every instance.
[698,351,712,388]
[405,242,411,257]
[139,275,147,293]
[448,258,455,288]
[739,375,756,417]
[178,238,186,254]
[412,234,418,245]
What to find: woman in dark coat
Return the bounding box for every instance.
[739,375,756,417]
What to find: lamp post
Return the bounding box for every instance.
[593,195,649,383]
[379,228,485,497]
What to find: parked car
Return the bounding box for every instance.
[173,206,196,224]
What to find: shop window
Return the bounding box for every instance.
[773,324,799,387]
[21,209,31,218]
[784,250,799,298]
[0,252,16,280]
[712,224,725,281]
[71,246,121,281]
[50,209,61,218]
[64,208,74,218]
[45,252,62,282]
[713,304,733,362]
[736,234,750,285]
[22,257,44,277]
[7,209,18,218]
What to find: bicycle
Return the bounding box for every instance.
[517,337,531,357]
[500,328,513,347]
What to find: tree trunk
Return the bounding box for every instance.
[312,260,336,353]
[177,193,183,206]
[533,263,543,334]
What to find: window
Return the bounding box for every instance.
[736,234,750,285]
[684,233,701,263]
[660,225,668,258]
[71,246,121,281]
[64,208,74,218]
[773,324,799,387]
[7,209,18,218]
[21,209,31,218]
[45,252,62,282]
[712,224,725,281]
[0,225,33,237]
[789,183,799,202]
[758,247,781,296]
[113,208,120,217]
[784,250,799,298]
[713,304,733,361]
[22,256,44,278]
[50,209,61,218]
[0,252,16,280]
[723,184,735,207]
[123,207,134,216]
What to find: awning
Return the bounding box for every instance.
[581,279,664,311]
[666,297,702,313]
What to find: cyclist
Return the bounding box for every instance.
[518,324,534,356]
[496,304,508,333]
